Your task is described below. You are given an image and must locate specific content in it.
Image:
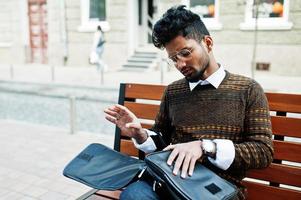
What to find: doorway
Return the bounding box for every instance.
[138,0,157,46]
[28,0,48,64]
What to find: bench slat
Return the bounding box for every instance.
[271,116,301,138]
[120,139,139,157]
[125,83,165,100]
[85,194,114,199]
[124,102,159,120]
[266,93,301,113]
[94,190,122,200]
[273,140,301,163]
[246,163,301,187]
[243,181,301,200]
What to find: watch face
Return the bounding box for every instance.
[203,140,215,153]
[202,140,216,158]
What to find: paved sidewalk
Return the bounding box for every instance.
[0,64,182,89]
[0,64,300,94]
[0,120,114,200]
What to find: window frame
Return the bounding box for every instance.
[240,0,293,30]
[182,0,222,30]
[78,0,109,32]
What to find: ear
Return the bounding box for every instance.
[203,35,213,52]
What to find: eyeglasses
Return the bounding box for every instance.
[166,48,193,66]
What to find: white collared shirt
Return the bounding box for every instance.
[189,66,226,90]
[132,66,235,170]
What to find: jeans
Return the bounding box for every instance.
[120,181,160,200]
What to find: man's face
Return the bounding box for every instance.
[165,35,210,82]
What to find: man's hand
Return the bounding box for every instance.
[163,141,203,178]
[104,104,147,143]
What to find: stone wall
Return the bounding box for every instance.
[62,0,129,69]
[212,0,301,75]
[0,0,28,65]
[0,0,300,75]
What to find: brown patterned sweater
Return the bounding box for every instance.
[149,71,274,199]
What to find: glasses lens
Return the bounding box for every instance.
[166,58,175,66]
[179,49,192,57]
[166,48,192,66]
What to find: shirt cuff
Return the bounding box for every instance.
[207,139,235,170]
[132,129,157,153]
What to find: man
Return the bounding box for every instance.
[104,5,273,200]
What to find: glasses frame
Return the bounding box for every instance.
[166,48,194,66]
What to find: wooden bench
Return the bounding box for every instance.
[78,83,301,200]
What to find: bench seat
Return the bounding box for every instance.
[78,83,301,200]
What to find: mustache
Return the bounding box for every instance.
[180,66,193,73]
[180,66,203,74]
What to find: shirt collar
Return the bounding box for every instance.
[189,66,226,91]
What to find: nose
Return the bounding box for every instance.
[175,59,186,70]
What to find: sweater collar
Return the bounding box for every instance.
[189,65,226,91]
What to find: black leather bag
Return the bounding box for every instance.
[63,143,237,199]
[63,143,145,190]
[145,151,238,200]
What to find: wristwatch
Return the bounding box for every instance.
[201,139,217,159]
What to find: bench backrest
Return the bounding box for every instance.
[114,83,301,200]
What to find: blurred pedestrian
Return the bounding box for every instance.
[89,25,108,72]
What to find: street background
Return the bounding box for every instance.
[0,0,301,199]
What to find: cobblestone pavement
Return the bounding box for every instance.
[0,120,114,200]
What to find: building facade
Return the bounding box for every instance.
[0,0,300,76]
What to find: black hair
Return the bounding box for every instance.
[152,5,210,49]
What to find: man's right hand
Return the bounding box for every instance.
[104,104,148,144]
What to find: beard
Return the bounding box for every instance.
[185,60,210,83]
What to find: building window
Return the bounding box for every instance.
[78,0,109,32]
[183,0,222,30]
[240,0,293,30]
[89,0,106,21]
[190,0,215,18]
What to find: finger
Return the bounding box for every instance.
[114,104,128,113]
[106,108,121,119]
[166,147,178,166]
[113,105,132,118]
[163,144,175,151]
[108,105,120,112]
[105,115,117,124]
[181,153,192,178]
[104,109,119,118]
[109,106,124,114]
[173,152,185,176]
[188,157,197,177]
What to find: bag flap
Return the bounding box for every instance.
[145,151,237,200]
[63,143,145,190]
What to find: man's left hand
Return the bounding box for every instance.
[163,141,203,178]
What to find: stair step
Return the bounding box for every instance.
[122,64,149,69]
[135,51,157,55]
[127,58,153,63]
[124,62,151,67]
[132,54,157,59]
[122,48,159,71]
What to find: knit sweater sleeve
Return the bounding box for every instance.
[228,81,274,170]
[149,87,172,150]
